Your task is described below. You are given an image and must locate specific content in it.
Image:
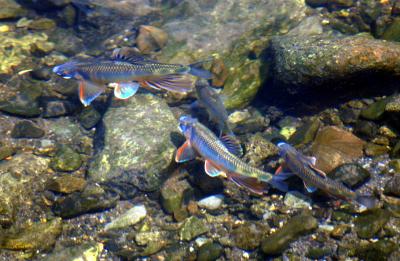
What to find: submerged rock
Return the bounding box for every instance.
[179,216,208,241]
[89,94,178,192]
[42,242,103,261]
[354,209,391,239]
[284,191,312,209]
[0,218,62,251]
[137,25,168,54]
[160,171,192,217]
[104,205,147,230]
[11,120,44,138]
[232,222,270,250]
[261,213,318,255]
[271,34,400,90]
[311,126,365,173]
[197,242,223,261]
[384,175,400,197]
[243,132,278,166]
[50,145,82,172]
[197,194,224,210]
[46,175,87,194]
[354,239,397,261]
[329,163,371,189]
[0,0,26,20]
[52,185,119,218]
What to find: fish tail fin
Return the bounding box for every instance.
[355,194,378,209]
[189,60,213,79]
[267,178,289,192]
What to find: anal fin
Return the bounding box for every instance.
[113,82,140,99]
[79,80,106,106]
[204,160,225,177]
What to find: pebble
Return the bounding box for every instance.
[284,191,312,209]
[197,194,224,210]
[104,205,147,230]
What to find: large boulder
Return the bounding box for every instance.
[271,34,400,92]
[88,94,178,192]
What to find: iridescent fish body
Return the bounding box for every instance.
[194,79,233,136]
[52,48,212,106]
[175,115,287,194]
[275,142,377,209]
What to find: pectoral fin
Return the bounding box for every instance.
[303,181,317,193]
[79,80,106,106]
[175,140,196,163]
[308,164,327,178]
[114,82,140,99]
[204,160,225,177]
[227,172,268,195]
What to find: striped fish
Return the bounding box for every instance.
[175,115,287,194]
[52,48,212,106]
[274,142,377,209]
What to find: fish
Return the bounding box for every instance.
[175,115,288,194]
[53,48,212,106]
[193,79,234,137]
[274,142,378,209]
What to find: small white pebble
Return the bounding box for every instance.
[197,194,224,210]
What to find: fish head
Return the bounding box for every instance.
[179,115,197,138]
[52,61,79,79]
[277,142,293,158]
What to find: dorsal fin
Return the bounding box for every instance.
[220,135,243,157]
[111,47,153,63]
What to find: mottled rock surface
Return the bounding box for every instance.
[89,94,178,192]
[271,34,400,91]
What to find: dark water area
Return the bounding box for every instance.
[0,0,400,260]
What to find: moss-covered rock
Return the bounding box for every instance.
[329,163,371,189]
[261,213,318,255]
[289,117,321,146]
[232,221,269,250]
[384,175,400,197]
[360,98,391,120]
[0,218,62,251]
[51,145,82,172]
[0,0,27,20]
[42,242,103,261]
[160,172,192,219]
[382,18,400,42]
[197,242,223,261]
[354,239,397,261]
[354,209,391,239]
[179,216,208,241]
[78,107,101,129]
[28,18,56,30]
[89,94,178,192]
[271,34,400,91]
[46,175,87,194]
[11,120,44,138]
[104,205,147,230]
[0,32,48,74]
[52,184,119,218]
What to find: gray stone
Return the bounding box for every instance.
[104,205,147,230]
[89,94,178,192]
